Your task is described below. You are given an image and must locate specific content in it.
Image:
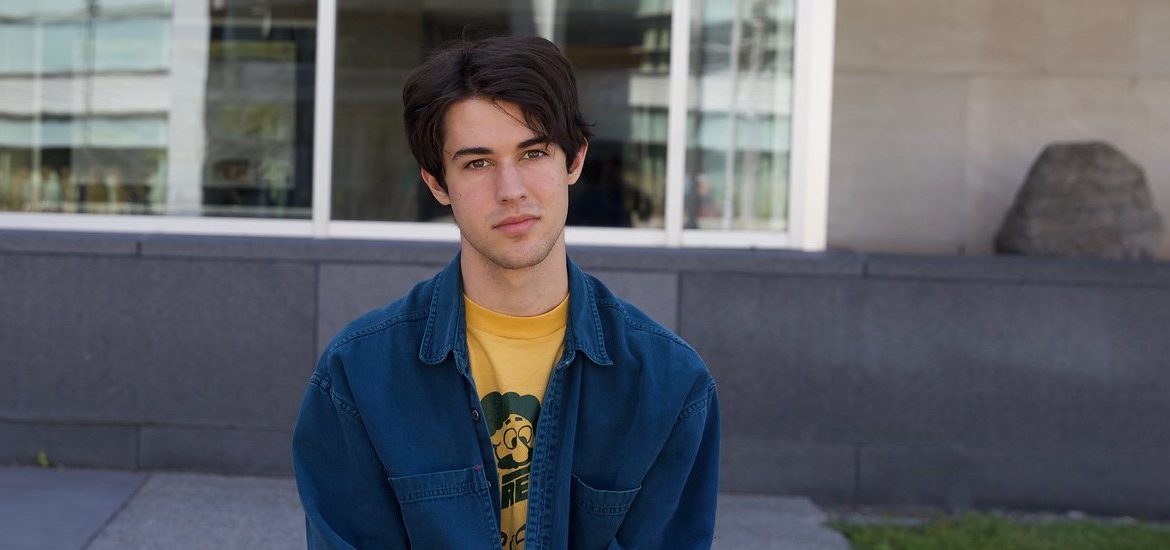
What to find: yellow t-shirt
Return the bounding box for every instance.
[464,293,568,550]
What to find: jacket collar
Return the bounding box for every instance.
[418,253,613,367]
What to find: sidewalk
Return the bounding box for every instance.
[1,466,850,549]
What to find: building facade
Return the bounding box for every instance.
[4,0,1170,518]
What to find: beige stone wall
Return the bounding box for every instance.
[828,0,1170,258]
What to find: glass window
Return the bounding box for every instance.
[1,0,818,246]
[331,0,670,228]
[0,0,316,218]
[686,0,794,231]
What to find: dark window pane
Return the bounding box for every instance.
[332,0,667,228]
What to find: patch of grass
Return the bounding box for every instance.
[832,512,1170,550]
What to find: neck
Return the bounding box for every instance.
[460,237,569,317]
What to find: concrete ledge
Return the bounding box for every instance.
[867,253,1170,287]
[139,234,459,264]
[572,246,866,276]
[0,229,139,256]
[0,229,866,275]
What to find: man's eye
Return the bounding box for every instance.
[523,150,548,160]
[466,159,488,169]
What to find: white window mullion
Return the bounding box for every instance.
[0,213,312,237]
[663,0,693,248]
[787,0,835,251]
[311,0,337,238]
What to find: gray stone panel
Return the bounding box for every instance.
[138,426,294,476]
[1,255,151,419]
[680,272,1170,451]
[3,255,316,428]
[851,278,1170,451]
[317,262,680,350]
[0,229,139,256]
[0,422,137,469]
[720,437,855,504]
[317,263,446,355]
[679,273,867,443]
[858,444,1170,519]
[590,270,679,331]
[131,258,316,428]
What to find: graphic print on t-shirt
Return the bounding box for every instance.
[482,391,540,550]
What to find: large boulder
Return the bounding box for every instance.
[995,141,1164,259]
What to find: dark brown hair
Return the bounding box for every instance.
[402,35,592,189]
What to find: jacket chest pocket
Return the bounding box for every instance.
[569,475,641,550]
[389,465,500,550]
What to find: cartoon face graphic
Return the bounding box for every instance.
[491,413,534,470]
[499,525,527,550]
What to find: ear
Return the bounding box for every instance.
[420,168,451,206]
[567,141,589,186]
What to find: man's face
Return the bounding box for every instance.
[421,98,586,272]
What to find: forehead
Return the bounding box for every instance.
[441,98,538,150]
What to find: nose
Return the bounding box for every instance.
[495,162,528,203]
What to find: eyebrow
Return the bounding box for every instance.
[449,135,552,161]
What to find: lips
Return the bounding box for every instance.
[493,215,539,235]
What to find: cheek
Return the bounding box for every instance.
[445,187,474,209]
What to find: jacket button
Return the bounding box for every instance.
[471,409,480,422]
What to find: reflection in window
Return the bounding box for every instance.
[0,114,167,213]
[565,0,668,228]
[202,1,316,218]
[686,0,794,231]
[0,0,315,218]
[332,0,668,228]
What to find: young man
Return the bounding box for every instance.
[292,35,719,549]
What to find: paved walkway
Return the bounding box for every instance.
[1,466,850,549]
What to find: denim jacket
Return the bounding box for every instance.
[292,255,719,549]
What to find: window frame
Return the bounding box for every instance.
[0,0,835,251]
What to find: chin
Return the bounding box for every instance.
[487,250,549,271]
[478,237,560,271]
[463,222,566,272]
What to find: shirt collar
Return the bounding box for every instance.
[418,253,613,367]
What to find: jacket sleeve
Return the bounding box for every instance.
[291,351,408,549]
[617,377,721,549]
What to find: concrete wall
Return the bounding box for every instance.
[4,230,1170,518]
[830,0,1170,259]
